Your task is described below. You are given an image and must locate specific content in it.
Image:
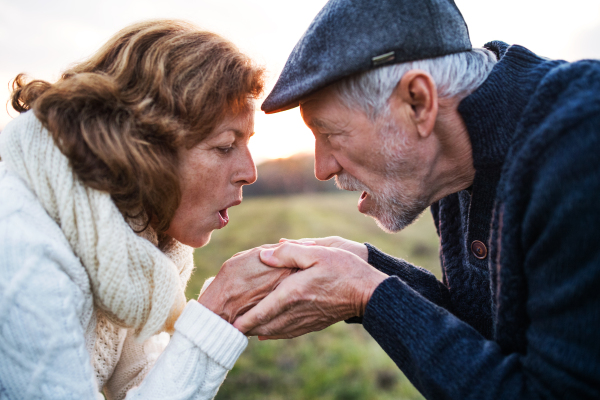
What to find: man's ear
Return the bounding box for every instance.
[392,70,438,138]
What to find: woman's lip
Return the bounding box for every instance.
[218,208,229,228]
[217,199,241,229]
[228,199,242,208]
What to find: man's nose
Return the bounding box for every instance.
[235,147,257,186]
[314,140,342,181]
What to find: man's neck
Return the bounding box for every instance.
[427,97,476,203]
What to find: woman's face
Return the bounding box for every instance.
[165,110,257,248]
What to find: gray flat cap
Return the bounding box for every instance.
[262,0,471,114]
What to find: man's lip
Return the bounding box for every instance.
[358,191,370,213]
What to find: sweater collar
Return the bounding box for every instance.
[458,41,549,170]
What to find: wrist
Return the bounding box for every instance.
[358,271,387,315]
[358,243,369,262]
[198,288,233,323]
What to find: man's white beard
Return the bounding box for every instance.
[334,117,428,233]
[335,172,426,233]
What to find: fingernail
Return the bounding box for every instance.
[260,249,274,260]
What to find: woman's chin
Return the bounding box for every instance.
[175,231,213,249]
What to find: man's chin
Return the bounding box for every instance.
[369,205,427,233]
[373,218,404,233]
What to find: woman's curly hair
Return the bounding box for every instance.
[10,20,264,236]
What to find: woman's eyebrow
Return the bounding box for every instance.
[231,129,250,138]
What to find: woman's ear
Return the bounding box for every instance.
[393,70,438,138]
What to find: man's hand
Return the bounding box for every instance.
[280,236,368,262]
[232,243,387,339]
[198,246,296,324]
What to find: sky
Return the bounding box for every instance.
[1,0,599,163]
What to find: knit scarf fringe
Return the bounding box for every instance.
[0,111,193,341]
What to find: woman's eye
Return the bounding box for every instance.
[217,145,234,154]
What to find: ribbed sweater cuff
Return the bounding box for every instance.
[365,243,414,278]
[175,300,248,370]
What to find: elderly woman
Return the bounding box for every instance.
[0,20,289,399]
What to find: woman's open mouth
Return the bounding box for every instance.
[218,208,229,228]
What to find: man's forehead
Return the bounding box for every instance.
[300,106,340,131]
[299,87,344,125]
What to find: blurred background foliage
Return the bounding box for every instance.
[186,155,440,400]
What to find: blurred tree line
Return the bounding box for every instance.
[245,154,338,196]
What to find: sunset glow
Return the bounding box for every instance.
[251,109,314,164]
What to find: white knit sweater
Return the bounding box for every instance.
[0,113,247,399]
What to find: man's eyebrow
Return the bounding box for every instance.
[308,118,334,130]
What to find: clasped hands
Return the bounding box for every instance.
[198,237,387,339]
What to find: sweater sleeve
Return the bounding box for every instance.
[365,243,450,309]
[123,301,247,400]
[362,112,600,399]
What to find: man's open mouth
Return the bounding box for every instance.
[358,191,371,213]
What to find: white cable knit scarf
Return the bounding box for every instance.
[0,111,194,341]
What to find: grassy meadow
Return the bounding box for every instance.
[187,192,441,400]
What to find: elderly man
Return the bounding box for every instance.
[201,0,600,398]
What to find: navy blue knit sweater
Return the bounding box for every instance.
[361,42,600,399]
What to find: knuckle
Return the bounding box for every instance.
[262,328,274,337]
[289,287,308,305]
[279,242,292,251]
[255,312,270,325]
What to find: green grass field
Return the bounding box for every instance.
[187,192,441,400]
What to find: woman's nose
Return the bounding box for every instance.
[235,147,257,186]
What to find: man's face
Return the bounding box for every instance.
[300,86,430,232]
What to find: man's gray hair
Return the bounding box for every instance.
[331,48,498,120]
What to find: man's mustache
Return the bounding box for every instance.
[334,173,370,192]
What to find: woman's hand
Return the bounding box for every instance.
[280,236,368,262]
[198,245,296,324]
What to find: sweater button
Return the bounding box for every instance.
[471,240,487,260]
